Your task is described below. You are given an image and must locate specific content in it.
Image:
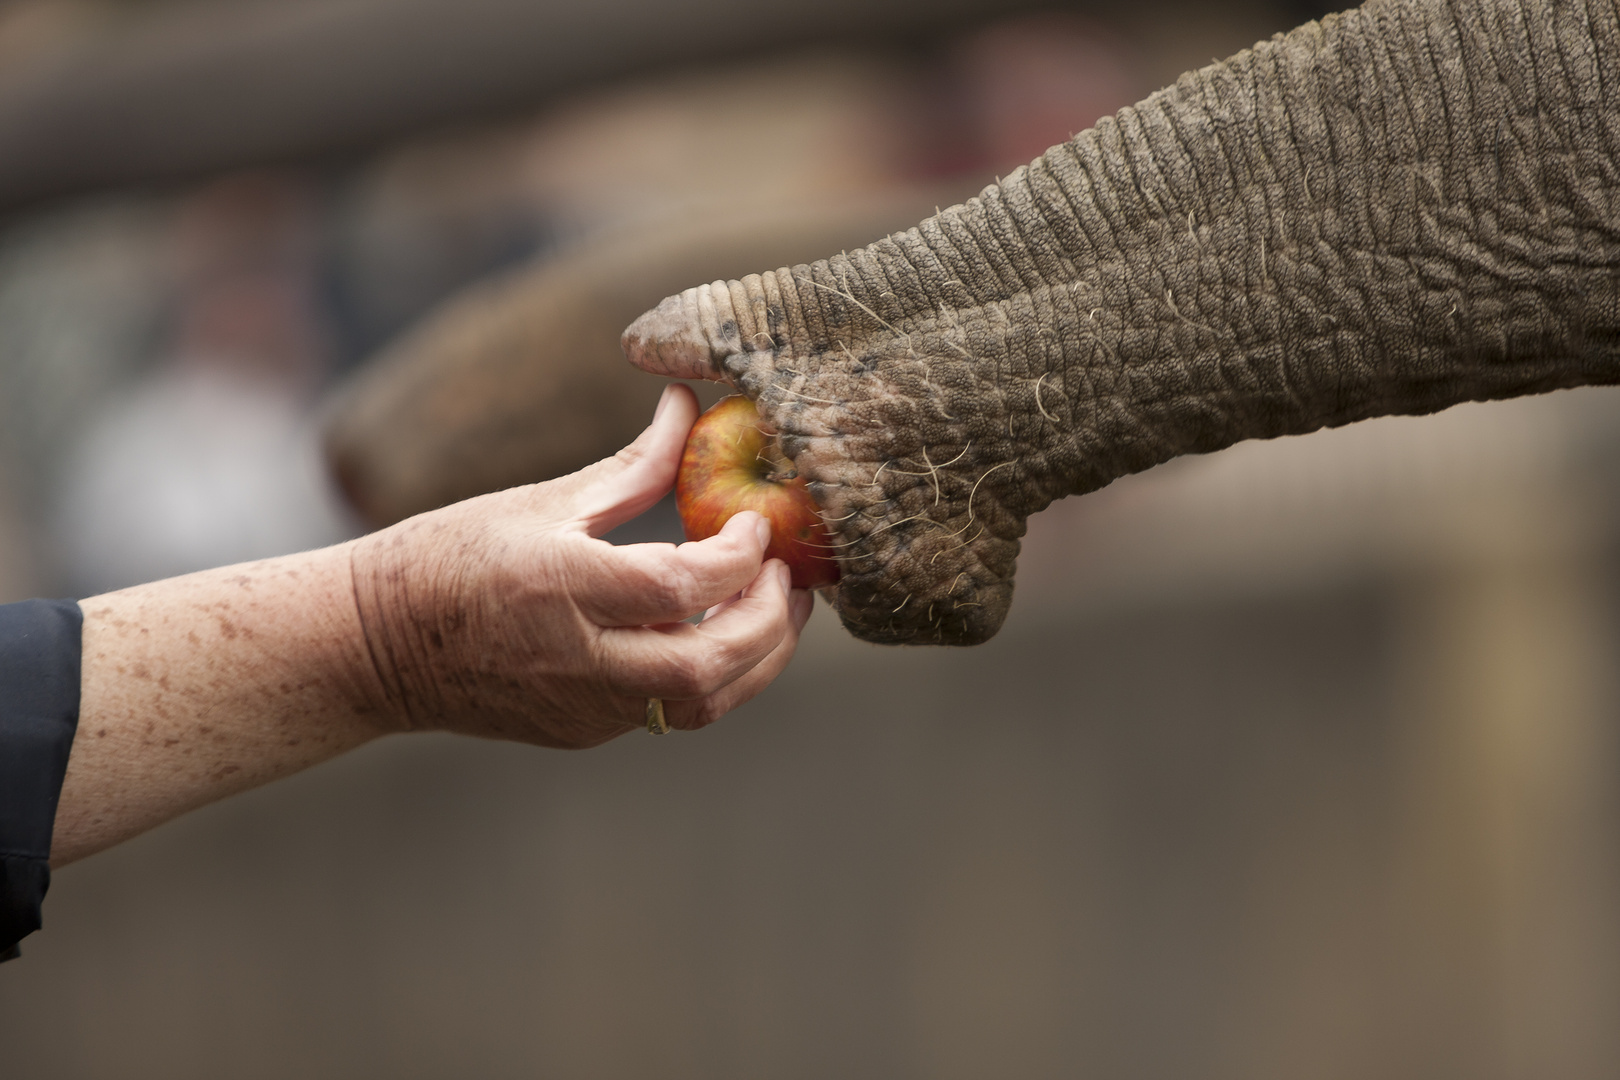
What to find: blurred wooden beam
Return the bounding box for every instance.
[0,0,1067,211]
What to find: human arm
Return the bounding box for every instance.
[51,383,812,867]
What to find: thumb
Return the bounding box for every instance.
[555,382,700,535]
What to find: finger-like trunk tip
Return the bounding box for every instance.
[622,286,731,380]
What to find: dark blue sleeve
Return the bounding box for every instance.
[0,599,83,962]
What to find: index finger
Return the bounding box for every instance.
[576,511,773,627]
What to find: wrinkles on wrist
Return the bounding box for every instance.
[346,522,446,735]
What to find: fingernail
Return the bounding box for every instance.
[753,514,772,550]
[776,562,792,596]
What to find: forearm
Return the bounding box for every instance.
[52,543,389,867]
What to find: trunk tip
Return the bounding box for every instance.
[621,289,724,381]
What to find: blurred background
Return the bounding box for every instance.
[2,0,1619,1077]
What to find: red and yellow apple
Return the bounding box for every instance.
[675,394,840,589]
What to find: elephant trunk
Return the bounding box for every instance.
[623,0,1620,646]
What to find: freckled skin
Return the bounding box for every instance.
[52,386,812,867]
[57,551,385,866]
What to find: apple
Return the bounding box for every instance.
[676,394,841,589]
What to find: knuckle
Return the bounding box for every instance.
[663,570,710,618]
[618,560,696,617]
[644,644,705,699]
[668,696,723,732]
[676,647,732,698]
[611,435,653,471]
[687,699,726,730]
[661,665,707,700]
[642,573,689,615]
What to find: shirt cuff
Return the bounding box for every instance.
[0,599,84,960]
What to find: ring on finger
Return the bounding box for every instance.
[646,697,669,735]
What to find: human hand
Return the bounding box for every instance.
[348,383,814,748]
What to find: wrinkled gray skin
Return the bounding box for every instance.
[624,0,1620,646]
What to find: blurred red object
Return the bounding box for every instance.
[915,14,1140,178]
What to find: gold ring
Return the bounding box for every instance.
[645,697,669,735]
